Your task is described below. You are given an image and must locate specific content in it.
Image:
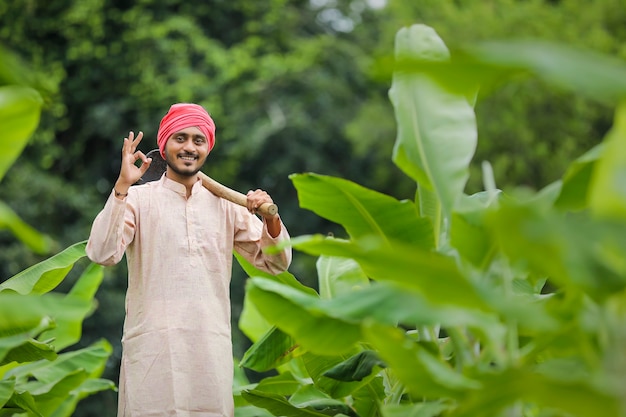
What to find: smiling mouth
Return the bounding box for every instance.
[179,154,198,162]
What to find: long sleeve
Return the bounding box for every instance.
[86,190,136,266]
[234,208,292,275]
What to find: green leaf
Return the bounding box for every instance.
[398,40,626,106]
[554,143,604,211]
[0,379,15,408]
[488,198,626,300]
[241,389,334,417]
[246,278,361,355]
[254,372,302,397]
[0,317,56,365]
[240,326,299,372]
[450,192,499,268]
[301,352,379,399]
[351,379,385,417]
[381,402,451,417]
[7,339,113,393]
[319,281,504,347]
[454,40,626,105]
[40,262,104,351]
[363,322,480,399]
[289,384,357,416]
[449,368,621,417]
[46,378,117,417]
[0,201,52,255]
[316,255,369,300]
[323,351,386,382]
[390,24,477,218]
[0,241,87,295]
[291,173,434,249]
[5,390,43,417]
[293,235,490,310]
[239,290,271,343]
[0,85,42,180]
[589,101,626,219]
[235,252,317,295]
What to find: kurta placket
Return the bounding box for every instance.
[86,175,291,417]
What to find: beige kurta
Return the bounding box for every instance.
[86,175,291,417]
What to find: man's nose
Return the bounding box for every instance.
[182,139,195,152]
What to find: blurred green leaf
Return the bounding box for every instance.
[488,198,626,300]
[316,255,369,300]
[0,201,52,255]
[0,85,42,180]
[589,101,626,219]
[450,192,499,268]
[555,143,604,211]
[0,378,15,408]
[381,402,451,417]
[363,322,480,399]
[449,368,620,417]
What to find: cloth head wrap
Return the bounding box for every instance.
[157,103,216,158]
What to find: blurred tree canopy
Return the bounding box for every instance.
[1,0,624,415]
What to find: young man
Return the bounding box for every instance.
[86,103,292,417]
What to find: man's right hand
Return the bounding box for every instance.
[114,131,152,198]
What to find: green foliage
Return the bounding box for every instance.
[235,24,626,417]
[0,49,113,416]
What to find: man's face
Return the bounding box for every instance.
[164,126,210,177]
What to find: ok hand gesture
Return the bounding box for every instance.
[114,131,152,198]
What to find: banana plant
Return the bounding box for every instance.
[235,24,626,417]
[0,47,114,416]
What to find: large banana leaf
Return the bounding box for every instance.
[389,24,477,218]
[0,241,88,295]
[290,173,433,249]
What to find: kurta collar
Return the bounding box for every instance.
[160,174,203,197]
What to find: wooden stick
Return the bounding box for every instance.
[198,172,278,217]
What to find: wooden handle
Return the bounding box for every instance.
[198,172,278,217]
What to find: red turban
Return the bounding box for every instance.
[156,103,216,158]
